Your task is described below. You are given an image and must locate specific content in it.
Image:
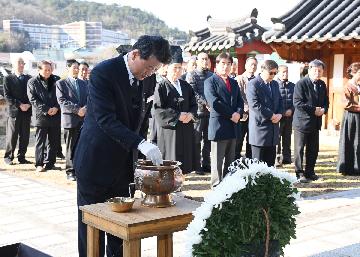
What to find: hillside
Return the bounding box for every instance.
[0,0,188,40]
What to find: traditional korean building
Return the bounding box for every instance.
[263,0,360,129]
[184,9,272,74]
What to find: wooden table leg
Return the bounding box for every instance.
[123,239,141,257]
[157,233,173,257]
[87,225,100,257]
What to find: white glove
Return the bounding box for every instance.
[137,141,163,166]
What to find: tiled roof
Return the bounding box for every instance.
[263,0,360,43]
[184,9,267,52]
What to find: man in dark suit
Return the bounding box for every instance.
[3,57,32,165]
[293,59,329,182]
[27,60,61,172]
[204,52,244,187]
[73,35,171,257]
[56,59,88,181]
[247,60,283,167]
[276,65,295,166]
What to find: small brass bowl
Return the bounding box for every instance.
[107,197,135,213]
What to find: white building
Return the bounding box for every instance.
[3,19,130,49]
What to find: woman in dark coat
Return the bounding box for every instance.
[337,62,360,175]
[153,51,197,173]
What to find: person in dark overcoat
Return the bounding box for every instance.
[153,47,197,174]
[73,35,171,257]
[3,57,32,165]
[247,60,283,167]
[27,60,61,172]
[293,59,329,182]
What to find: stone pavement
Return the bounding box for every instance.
[1,171,360,257]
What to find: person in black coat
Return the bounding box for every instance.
[73,35,171,257]
[247,60,283,167]
[185,52,213,175]
[27,60,61,172]
[3,57,32,165]
[153,47,198,174]
[204,52,244,187]
[276,65,295,165]
[293,59,329,182]
[56,59,88,181]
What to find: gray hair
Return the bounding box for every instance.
[309,59,325,69]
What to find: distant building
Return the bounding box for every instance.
[184,9,272,74]
[262,0,360,130]
[3,19,130,49]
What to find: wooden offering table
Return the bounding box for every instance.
[80,196,200,257]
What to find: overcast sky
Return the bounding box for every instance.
[86,0,301,32]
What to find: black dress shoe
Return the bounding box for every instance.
[67,173,76,181]
[18,159,32,164]
[282,160,292,165]
[44,165,61,171]
[195,170,205,175]
[306,174,319,181]
[4,158,14,165]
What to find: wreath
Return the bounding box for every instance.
[185,158,300,257]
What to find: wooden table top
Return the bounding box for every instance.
[80,195,200,228]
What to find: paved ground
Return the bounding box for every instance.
[1,130,360,256]
[1,170,360,257]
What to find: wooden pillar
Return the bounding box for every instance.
[237,54,246,74]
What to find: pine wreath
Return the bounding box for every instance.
[185,158,300,257]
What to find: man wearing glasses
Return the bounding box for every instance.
[246,60,283,166]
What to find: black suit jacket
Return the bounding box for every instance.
[3,74,32,117]
[73,55,145,187]
[56,77,88,129]
[293,76,329,133]
[204,74,244,141]
[27,74,60,127]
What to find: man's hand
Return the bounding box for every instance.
[315,107,325,116]
[78,107,86,117]
[138,141,163,166]
[284,109,292,117]
[231,112,241,123]
[47,108,54,115]
[271,114,282,123]
[19,103,31,112]
[179,112,187,122]
[182,113,193,123]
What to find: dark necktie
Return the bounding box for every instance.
[267,83,272,97]
[73,79,80,100]
[314,81,320,94]
[131,78,138,87]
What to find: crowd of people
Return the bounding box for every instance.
[3,35,360,256]
[3,57,90,180]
